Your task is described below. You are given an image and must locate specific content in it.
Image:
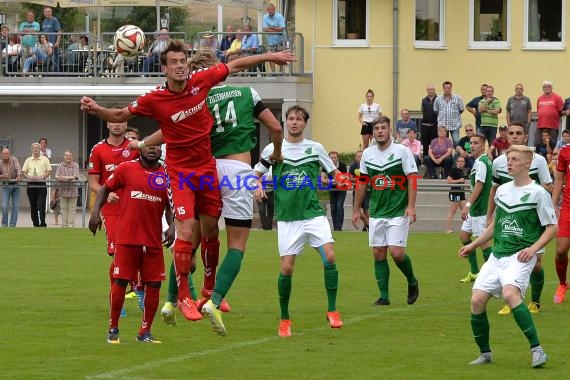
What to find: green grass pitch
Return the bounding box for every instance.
[1,229,567,379]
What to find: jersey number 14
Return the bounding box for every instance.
[212,101,238,133]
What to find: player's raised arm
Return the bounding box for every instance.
[81,96,133,123]
[226,50,296,75]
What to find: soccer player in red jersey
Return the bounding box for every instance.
[88,121,139,287]
[89,144,174,344]
[81,40,295,323]
[552,129,570,304]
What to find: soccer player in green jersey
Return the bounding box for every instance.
[459,145,557,368]
[486,122,553,315]
[351,115,420,306]
[254,105,343,338]
[459,133,493,283]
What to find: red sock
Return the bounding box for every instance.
[555,255,569,285]
[174,238,193,300]
[109,281,127,329]
[109,262,114,287]
[201,237,220,291]
[139,286,160,336]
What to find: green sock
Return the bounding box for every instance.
[482,247,492,262]
[374,259,390,301]
[278,272,292,320]
[324,263,338,312]
[471,311,491,353]
[189,270,197,301]
[512,303,540,347]
[167,261,178,303]
[530,267,545,304]
[211,249,244,307]
[463,241,479,274]
[394,254,417,285]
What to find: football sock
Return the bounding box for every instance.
[482,247,492,262]
[530,267,544,304]
[109,262,114,287]
[555,255,568,285]
[374,259,390,301]
[394,254,417,285]
[463,241,479,274]
[470,311,490,353]
[139,285,160,336]
[278,272,292,320]
[512,303,540,347]
[323,263,338,312]
[201,237,220,292]
[109,281,127,329]
[188,270,197,301]
[167,261,178,303]
[211,249,244,307]
[173,238,192,301]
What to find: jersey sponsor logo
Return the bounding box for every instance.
[130,190,162,203]
[170,100,206,122]
[105,164,118,172]
[499,217,523,236]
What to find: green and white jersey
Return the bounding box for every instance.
[492,153,552,187]
[493,181,557,258]
[360,142,417,218]
[208,85,261,158]
[470,155,493,217]
[255,139,336,221]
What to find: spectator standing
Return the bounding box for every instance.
[22,142,51,227]
[39,137,51,159]
[41,6,61,72]
[506,83,532,128]
[357,89,382,149]
[125,127,140,140]
[423,126,454,179]
[456,124,476,169]
[348,150,369,231]
[19,11,40,60]
[466,84,488,136]
[433,81,465,146]
[328,151,347,231]
[55,150,79,227]
[420,84,438,158]
[478,85,502,148]
[0,25,8,51]
[142,29,170,73]
[0,148,22,227]
[395,108,417,141]
[402,129,422,167]
[536,80,563,146]
[488,125,510,161]
[446,156,468,233]
[262,3,286,73]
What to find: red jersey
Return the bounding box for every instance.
[128,64,229,168]
[105,160,168,247]
[556,145,570,212]
[537,93,563,129]
[88,138,139,215]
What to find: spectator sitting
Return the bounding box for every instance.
[402,129,422,167]
[552,128,570,167]
[240,25,259,56]
[535,129,556,164]
[224,29,243,62]
[219,25,235,62]
[142,28,171,73]
[423,125,454,179]
[456,124,475,169]
[199,31,219,55]
[22,34,53,74]
[395,108,417,141]
[2,34,22,75]
[487,125,510,161]
[445,156,468,233]
[65,34,88,72]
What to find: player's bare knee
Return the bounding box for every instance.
[502,286,522,305]
[470,295,487,313]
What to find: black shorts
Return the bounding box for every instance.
[448,192,466,202]
[360,122,373,135]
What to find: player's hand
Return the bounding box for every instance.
[80,96,98,114]
[107,192,119,204]
[88,213,102,236]
[352,209,361,229]
[254,186,266,202]
[128,139,141,150]
[405,206,417,224]
[458,245,472,258]
[269,50,297,65]
[270,151,284,163]
[461,208,469,221]
[517,248,536,263]
[163,224,175,248]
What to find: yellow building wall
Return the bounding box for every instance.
[297,0,570,154]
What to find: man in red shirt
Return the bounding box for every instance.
[89,144,174,344]
[536,81,563,146]
[81,40,295,323]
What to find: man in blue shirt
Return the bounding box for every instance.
[262,3,285,73]
[41,6,61,72]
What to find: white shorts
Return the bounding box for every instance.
[277,216,334,256]
[473,253,536,298]
[461,214,487,237]
[217,159,256,220]
[369,216,410,247]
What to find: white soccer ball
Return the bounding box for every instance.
[114,25,145,57]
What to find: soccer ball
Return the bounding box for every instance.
[114,25,145,57]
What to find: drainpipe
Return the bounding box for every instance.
[393,0,399,128]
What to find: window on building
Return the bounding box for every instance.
[415,0,445,48]
[469,0,510,49]
[334,0,368,46]
[524,0,564,49]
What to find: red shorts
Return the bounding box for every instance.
[167,158,222,220]
[558,213,570,238]
[112,244,166,282]
[101,212,118,255]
